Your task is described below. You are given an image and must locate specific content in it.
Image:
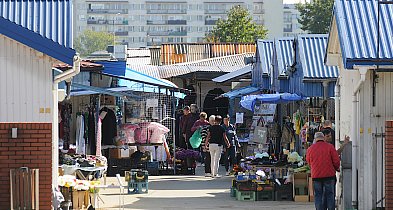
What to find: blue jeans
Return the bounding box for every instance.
[313,179,336,210]
[224,146,236,172]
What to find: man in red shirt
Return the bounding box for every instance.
[306,132,340,210]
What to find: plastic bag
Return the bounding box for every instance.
[189,128,202,149]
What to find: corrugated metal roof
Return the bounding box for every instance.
[275,38,295,76]
[257,40,275,74]
[128,64,161,78]
[334,0,393,69]
[0,16,75,64]
[0,0,73,48]
[174,53,254,67]
[298,34,339,79]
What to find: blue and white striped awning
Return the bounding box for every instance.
[332,0,393,69]
[298,34,339,80]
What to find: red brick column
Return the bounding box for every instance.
[0,123,52,210]
[386,120,393,209]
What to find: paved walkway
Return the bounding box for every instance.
[97,166,315,210]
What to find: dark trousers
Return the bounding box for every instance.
[204,151,211,173]
[313,179,336,210]
[224,146,236,172]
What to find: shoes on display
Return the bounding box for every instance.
[205,173,211,177]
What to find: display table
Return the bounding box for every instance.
[61,165,107,180]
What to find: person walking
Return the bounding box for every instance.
[179,106,195,149]
[191,112,210,163]
[200,115,215,177]
[205,115,230,178]
[306,132,340,210]
[222,115,240,176]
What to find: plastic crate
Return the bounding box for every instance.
[230,187,237,197]
[275,183,293,201]
[129,169,148,183]
[128,181,148,194]
[256,183,274,192]
[236,190,256,201]
[256,190,274,201]
[236,181,257,191]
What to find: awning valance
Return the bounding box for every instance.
[240,93,303,111]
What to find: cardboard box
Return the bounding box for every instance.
[294,195,309,202]
[110,148,132,159]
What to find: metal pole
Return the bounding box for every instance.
[171,91,176,175]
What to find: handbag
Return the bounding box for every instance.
[252,126,268,144]
[189,128,202,149]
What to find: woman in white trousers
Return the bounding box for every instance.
[205,115,230,177]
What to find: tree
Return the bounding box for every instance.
[74,30,114,57]
[206,5,268,43]
[296,0,334,34]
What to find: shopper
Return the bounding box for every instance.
[322,128,350,155]
[322,120,335,147]
[206,115,230,178]
[222,115,240,176]
[200,115,215,177]
[180,106,194,149]
[306,132,340,210]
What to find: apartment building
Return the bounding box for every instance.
[73,0,284,48]
[283,3,307,37]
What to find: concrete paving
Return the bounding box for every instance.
[97,166,315,210]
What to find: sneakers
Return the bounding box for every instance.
[214,175,222,178]
[225,171,230,176]
[205,173,211,177]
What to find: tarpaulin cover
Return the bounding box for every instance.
[240,93,303,111]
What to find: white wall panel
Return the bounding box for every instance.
[0,35,53,122]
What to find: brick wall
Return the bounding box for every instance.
[0,123,52,210]
[386,120,393,209]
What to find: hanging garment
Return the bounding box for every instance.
[121,124,140,143]
[148,122,170,144]
[88,110,96,155]
[100,107,117,145]
[75,115,86,155]
[96,118,102,156]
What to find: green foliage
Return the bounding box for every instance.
[206,5,268,43]
[74,30,114,57]
[296,0,334,34]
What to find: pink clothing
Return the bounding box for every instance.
[122,124,140,143]
[96,118,102,156]
[148,122,170,144]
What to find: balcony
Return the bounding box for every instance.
[147,20,187,25]
[204,9,227,14]
[87,9,128,14]
[146,9,187,14]
[205,19,218,25]
[167,20,187,25]
[147,31,187,36]
[115,31,128,36]
[87,19,128,25]
[147,41,162,46]
[254,9,265,14]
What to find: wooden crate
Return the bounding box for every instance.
[294,195,309,202]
